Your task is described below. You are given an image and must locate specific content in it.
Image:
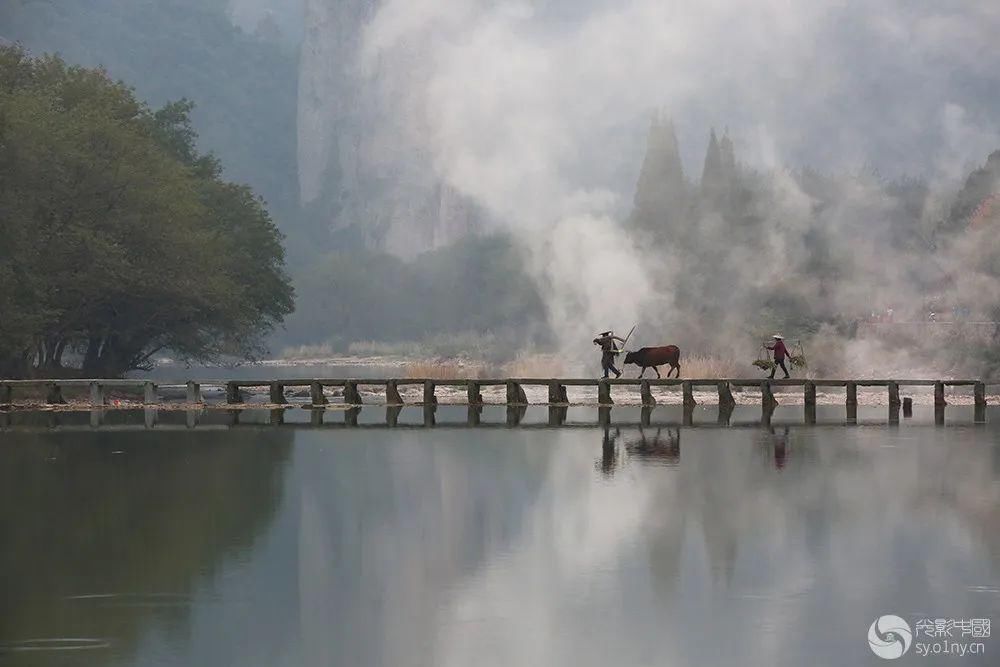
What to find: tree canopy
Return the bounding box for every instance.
[0,46,294,377]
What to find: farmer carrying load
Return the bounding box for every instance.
[766,334,791,379]
[593,331,625,379]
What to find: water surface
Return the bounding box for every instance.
[1,407,998,666]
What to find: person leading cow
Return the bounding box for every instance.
[593,331,625,379]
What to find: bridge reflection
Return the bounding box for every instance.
[1,401,990,431]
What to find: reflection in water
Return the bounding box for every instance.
[0,429,293,666]
[599,427,681,476]
[1,423,999,666]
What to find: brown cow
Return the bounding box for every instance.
[623,345,681,378]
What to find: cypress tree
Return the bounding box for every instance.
[631,110,687,235]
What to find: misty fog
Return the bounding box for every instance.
[5,0,1000,375]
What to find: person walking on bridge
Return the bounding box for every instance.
[593,331,625,379]
[766,334,791,379]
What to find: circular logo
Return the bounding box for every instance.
[868,615,913,660]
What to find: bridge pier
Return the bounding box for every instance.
[682,381,696,409]
[46,382,66,405]
[0,383,11,408]
[468,381,483,405]
[144,382,158,405]
[598,380,613,405]
[717,382,735,409]
[89,381,105,406]
[423,381,437,406]
[903,396,913,417]
[344,381,363,405]
[641,380,656,407]
[804,381,816,408]
[846,382,857,422]
[311,381,328,406]
[888,382,900,407]
[226,382,243,404]
[269,382,286,404]
[974,381,987,423]
[386,380,403,406]
[761,381,777,410]
[506,381,527,405]
[186,381,202,404]
[548,381,568,405]
[934,382,946,407]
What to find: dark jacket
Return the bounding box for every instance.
[766,340,789,360]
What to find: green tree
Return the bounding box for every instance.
[0,46,293,376]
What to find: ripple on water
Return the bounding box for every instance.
[0,638,111,652]
[65,592,195,608]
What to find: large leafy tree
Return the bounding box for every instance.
[0,46,294,377]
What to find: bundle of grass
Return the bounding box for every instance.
[753,359,776,372]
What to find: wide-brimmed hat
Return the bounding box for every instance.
[772,334,784,339]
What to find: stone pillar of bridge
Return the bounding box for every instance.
[804,381,816,407]
[641,380,656,407]
[718,382,735,409]
[270,382,287,404]
[46,382,66,405]
[423,381,437,406]
[506,381,527,405]
[974,381,986,423]
[846,382,858,422]
[386,380,404,406]
[468,381,483,405]
[186,381,202,404]
[0,383,11,407]
[888,382,900,407]
[598,380,613,405]
[310,381,328,406]
[344,381,363,405]
[89,381,105,406]
[682,381,696,409]
[761,381,776,410]
[548,381,568,405]
[144,382,158,405]
[226,382,243,404]
[934,382,947,407]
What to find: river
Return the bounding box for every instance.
[1,406,998,666]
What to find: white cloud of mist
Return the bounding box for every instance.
[336,0,1000,366]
